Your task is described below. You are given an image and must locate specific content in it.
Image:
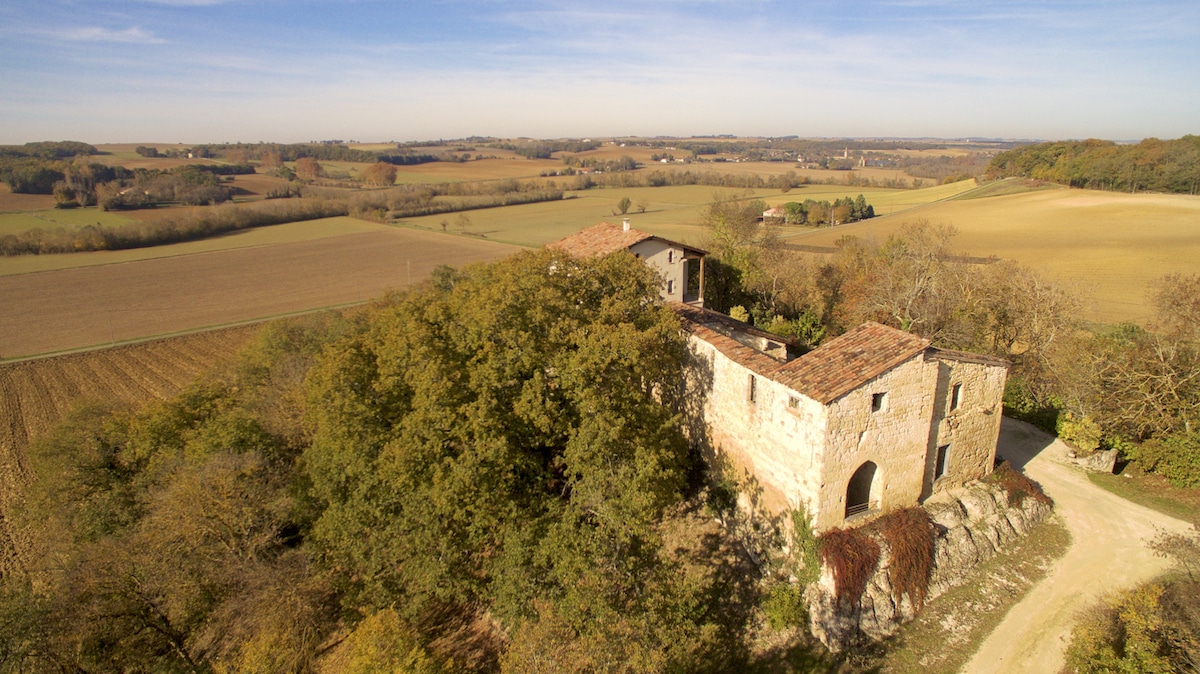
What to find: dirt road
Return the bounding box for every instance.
[961,418,1192,673]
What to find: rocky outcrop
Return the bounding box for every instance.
[807,481,1052,651]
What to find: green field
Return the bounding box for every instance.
[0,208,139,236]
[0,217,391,276]
[393,182,964,249]
[783,185,1200,325]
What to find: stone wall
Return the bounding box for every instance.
[925,356,1008,498]
[818,356,939,531]
[807,481,1052,651]
[686,334,827,515]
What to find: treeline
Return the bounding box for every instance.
[488,139,601,158]
[771,195,875,225]
[0,140,98,159]
[986,136,1200,194]
[351,187,564,221]
[896,153,992,183]
[192,142,380,163]
[562,168,917,191]
[0,252,767,672]
[0,198,347,255]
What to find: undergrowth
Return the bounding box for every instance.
[988,461,1053,507]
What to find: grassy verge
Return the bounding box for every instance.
[866,516,1071,674]
[1087,470,1200,523]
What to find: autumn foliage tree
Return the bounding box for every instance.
[361,161,398,186]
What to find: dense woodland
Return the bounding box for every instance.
[987,136,1200,194]
[0,252,775,672]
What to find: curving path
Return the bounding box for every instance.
[961,418,1192,673]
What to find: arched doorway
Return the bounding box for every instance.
[845,461,878,518]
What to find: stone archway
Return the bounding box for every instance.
[845,461,878,518]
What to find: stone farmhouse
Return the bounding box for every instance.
[550,222,1008,533]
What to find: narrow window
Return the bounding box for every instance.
[668,250,675,263]
[667,279,675,295]
[935,444,950,480]
[950,383,962,411]
[748,374,757,403]
[871,392,886,412]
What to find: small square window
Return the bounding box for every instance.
[871,392,887,412]
[950,383,962,411]
[788,395,800,409]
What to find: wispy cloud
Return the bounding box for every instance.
[62,26,166,44]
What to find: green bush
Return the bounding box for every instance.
[1131,432,1200,488]
[763,582,806,630]
[1057,412,1103,453]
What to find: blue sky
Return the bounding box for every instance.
[1,1,1197,144]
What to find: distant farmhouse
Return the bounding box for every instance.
[551,222,1008,532]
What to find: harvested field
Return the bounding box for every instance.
[0,185,55,212]
[0,226,523,359]
[0,325,259,576]
[782,187,1200,325]
[0,216,393,276]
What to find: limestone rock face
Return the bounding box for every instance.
[807,481,1051,651]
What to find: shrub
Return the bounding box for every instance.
[987,461,1053,507]
[1057,412,1103,453]
[819,527,880,606]
[875,507,936,610]
[763,582,806,630]
[1131,432,1200,488]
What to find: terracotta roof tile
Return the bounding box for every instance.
[774,322,930,404]
[549,222,708,258]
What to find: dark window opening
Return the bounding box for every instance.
[935,444,950,480]
[748,374,757,403]
[950,383,962,411]
[871,392,887,412]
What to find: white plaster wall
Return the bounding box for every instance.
[630,239,685,303]
[687,335,827,517]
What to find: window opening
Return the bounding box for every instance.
[935,444,950,480]
[748,374,757,403]
[871,392,887,412]
[950,383,962,411]
[668,250,675,263]
[667,279,675,295]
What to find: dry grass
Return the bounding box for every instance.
[870,517,1072,674]
[0,226,522,358]
[782,186,1200,325]
[988,461,1053,507]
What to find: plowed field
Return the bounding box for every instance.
[0,326,258,576]
[0,226,524,358]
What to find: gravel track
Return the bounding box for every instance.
[961,418,1192,673]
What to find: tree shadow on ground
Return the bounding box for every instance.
[995,416,1057,472]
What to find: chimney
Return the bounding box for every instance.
[622,218,631,232]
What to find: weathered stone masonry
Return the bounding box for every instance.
[676,305,1008,533]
